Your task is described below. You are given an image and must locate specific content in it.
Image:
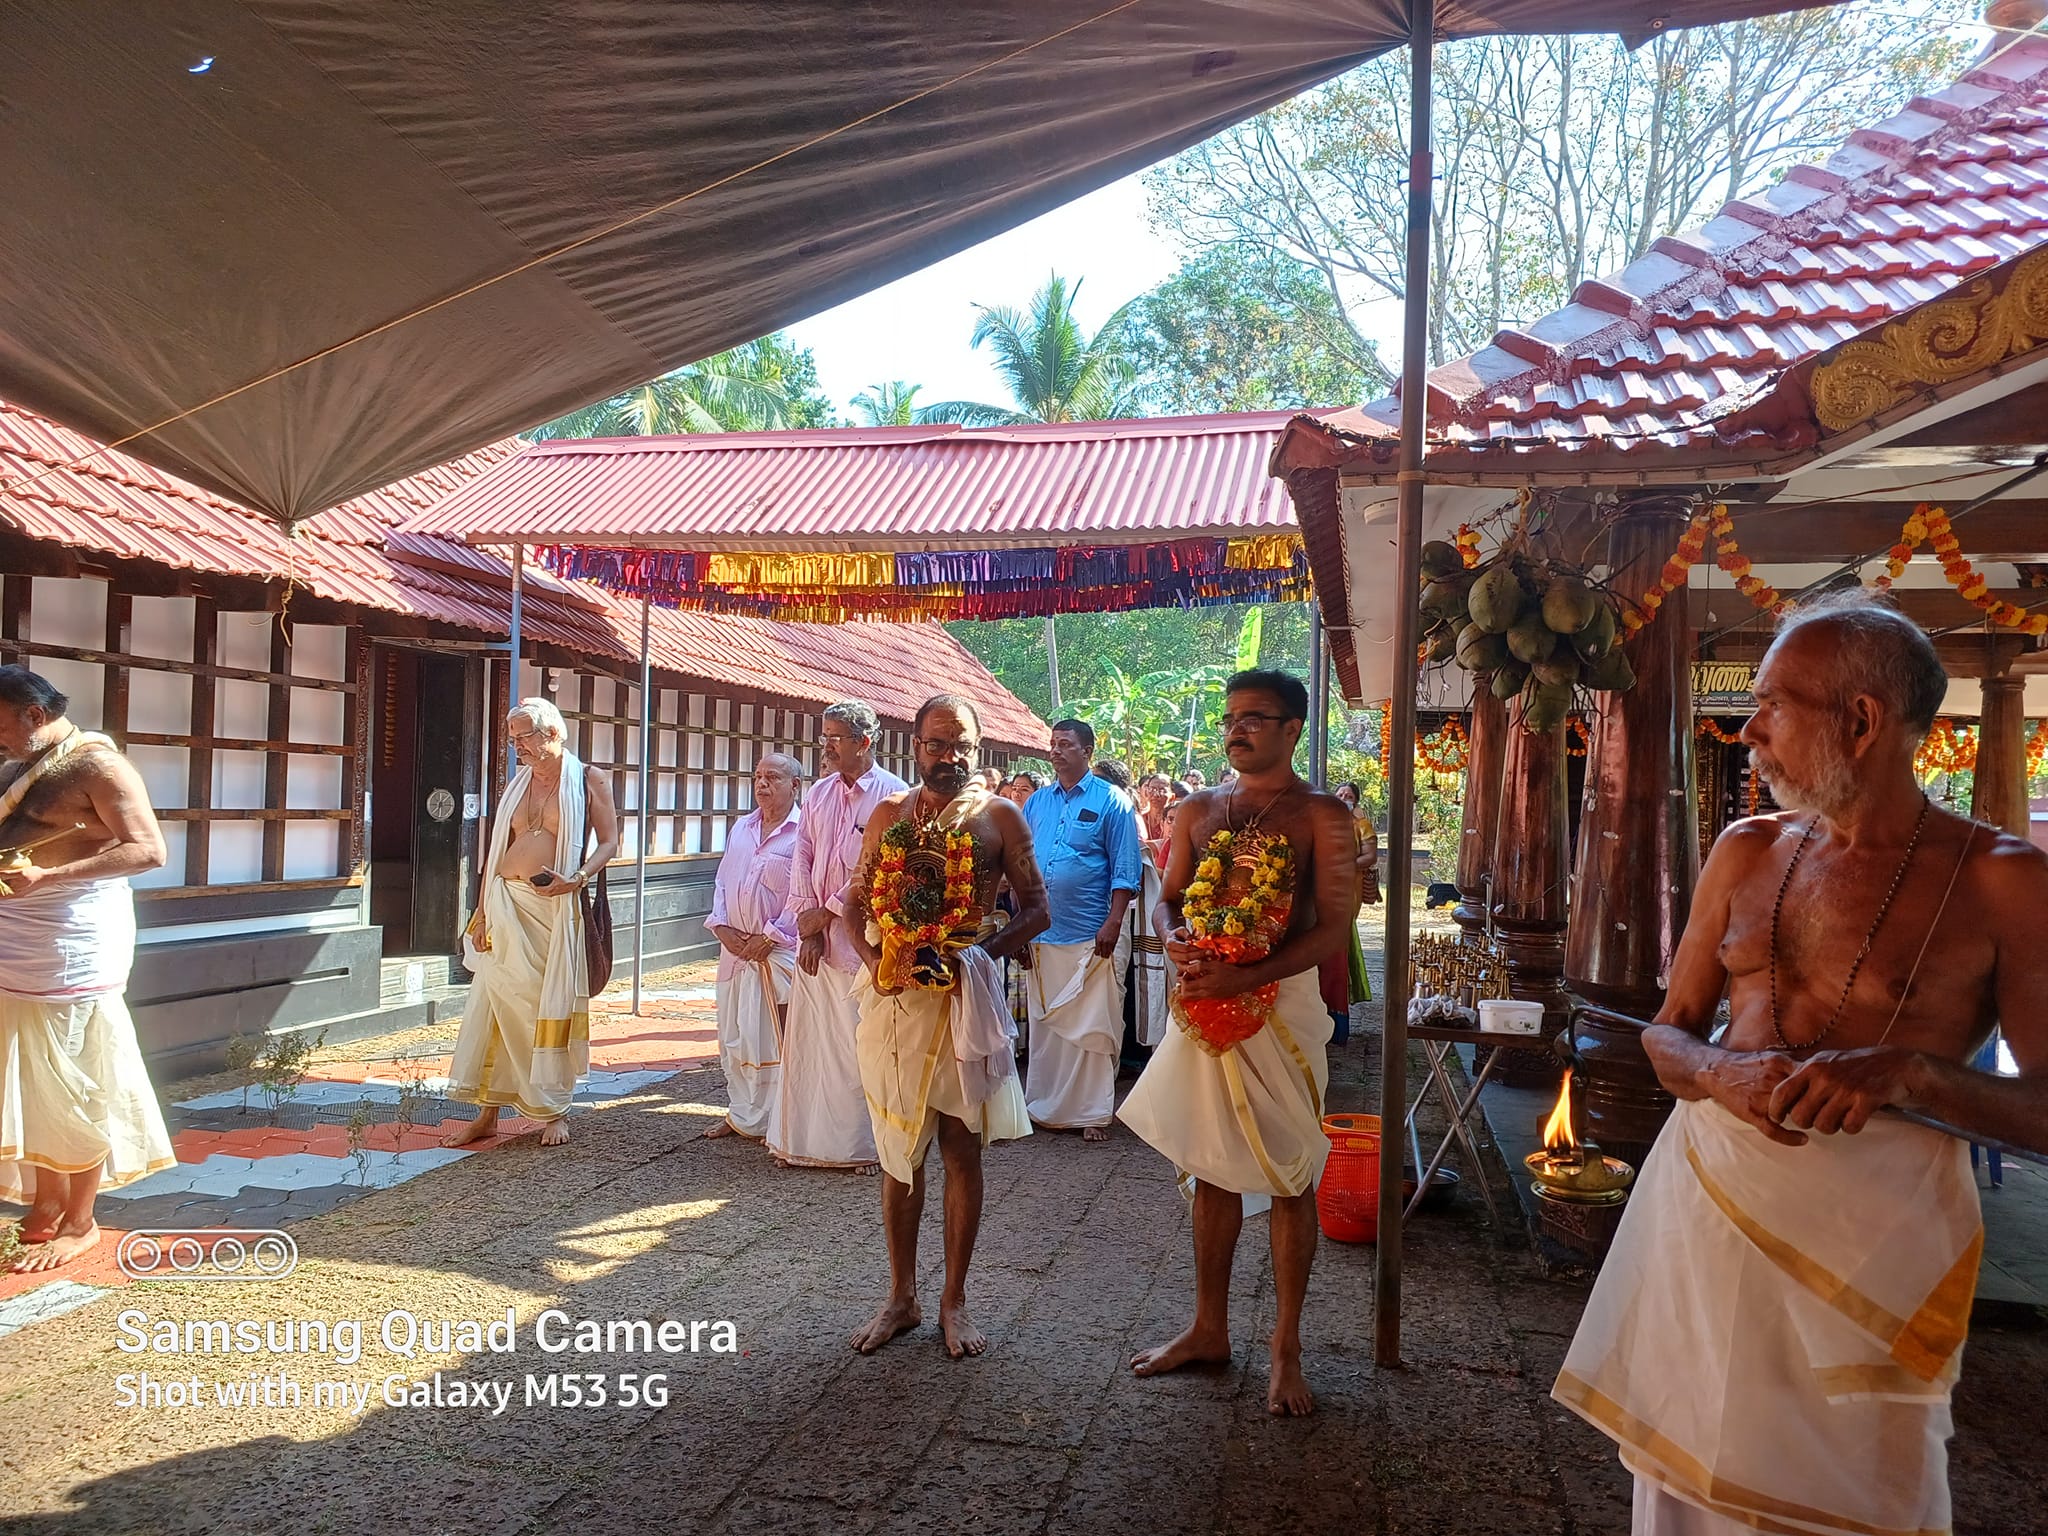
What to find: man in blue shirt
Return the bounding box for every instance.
[1021,718,1143,1140]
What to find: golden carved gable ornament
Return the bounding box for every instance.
[1810,245,2048,433]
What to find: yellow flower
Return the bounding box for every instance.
[1197,858,1223,881]
[1223,915,1246,936]
[1185,881,1213,899]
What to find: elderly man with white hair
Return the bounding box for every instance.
[446,697,620,1148]
[702,751,802,1141]
[1556,591,2048,1536]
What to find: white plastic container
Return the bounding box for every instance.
[1478,999,1544,1035]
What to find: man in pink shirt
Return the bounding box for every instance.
[703,752,802,1141]
[767,702,907,1169]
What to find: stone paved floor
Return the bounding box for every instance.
[2,959,2046,1533]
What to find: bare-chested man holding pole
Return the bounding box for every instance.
[0,666,174,1270]
[843,694,1045,1359]
[1119,667,1358,1416]
[1557,592,2048,1536]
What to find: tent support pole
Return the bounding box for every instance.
[507,543,524,778]
[633,591,652,1016]
[1376,0,1434,1373]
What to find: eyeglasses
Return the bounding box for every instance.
[1219,712,1290,732]
[916,736,979,759]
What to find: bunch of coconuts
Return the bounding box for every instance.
[1418,541,1633,733]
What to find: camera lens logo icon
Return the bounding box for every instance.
[117,1229,298,1281]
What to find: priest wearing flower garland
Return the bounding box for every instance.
[843,693,1044,1360]
[1118,668,1359,1417]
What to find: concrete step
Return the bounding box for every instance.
[378,954,467,1009]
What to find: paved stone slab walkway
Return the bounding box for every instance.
[1,967,2044,1533]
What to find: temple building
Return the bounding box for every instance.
[0,399,1045,1072]
[1276,37,2048,1153]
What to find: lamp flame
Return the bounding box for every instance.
[1542,1069,1578,1155]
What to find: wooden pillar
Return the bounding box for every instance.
[1491,714,1571,1084]
[1971,671,2028,837]
[1452,687,1507,944]
[1565,512,1699,1166]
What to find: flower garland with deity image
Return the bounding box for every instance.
[868,818,978,991]
[1175,826,1298,1055]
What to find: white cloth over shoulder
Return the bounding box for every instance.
[1555,1096,1979,1536]
[449,755,591,1120]
[1116,969,1332,1198]
[856,945,1030,1186]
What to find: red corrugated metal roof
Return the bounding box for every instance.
[1293,40,2048,471]
[0,399,1045,749]
[399,413,1299,550]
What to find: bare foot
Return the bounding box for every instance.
[856,1163,881,1177]
[538,1118,570,1146]
[1267,1346,1315,1417]
[699,1121,738,1139]
[1082,1126,1110,1143]
[12,1223,99,1273]
[1131,1323,1232,1377]
[849,1296,921,1354]
[21,1194,64,1243]
[442,1111,500,1147]
[939,1302,987,1359]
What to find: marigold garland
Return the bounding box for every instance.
[1623,502,1784,637]
[1176,827,1298,1055]
[1416,719,1471,775]
[2029,721,2048,781]
[1916,719,1978,779]
[869,819,977,990]
[1454,524,1483,569]
[1876,505,2048,638]
[1566,715,1591,757]
[1697,717,1746,746]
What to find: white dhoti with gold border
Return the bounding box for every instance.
[855,946,1030,1186]
[715,950,791,1138]
[0,878,172,1202]
[1555,1097,1979,1536]
[1115,969,1332,1198]
[1023,935,1127,1130]
[449,877,589,1121]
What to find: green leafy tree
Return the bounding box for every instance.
[1147,9,1972,364]
[850,381,927,426]
[1129,242,1389,411]
[533,333,836,438]
[919,274,1150,426]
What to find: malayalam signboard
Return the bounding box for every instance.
[1692,661,1755,713]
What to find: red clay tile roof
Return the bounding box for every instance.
[0,399,1046,749]
[1298,39,2048,473]
[398,414,1298,549]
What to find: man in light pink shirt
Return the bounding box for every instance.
[766,701,907,1168]
[702,752,802,1142]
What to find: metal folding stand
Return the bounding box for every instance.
[1402,1022,1555,1229]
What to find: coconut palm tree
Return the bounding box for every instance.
[918,274,1150,426]
[850,381,926,426]
[531,337,799,438]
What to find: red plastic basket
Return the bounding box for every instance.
[1317,1112,1382,1243]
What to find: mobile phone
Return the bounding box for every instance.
[529,871,557,889]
